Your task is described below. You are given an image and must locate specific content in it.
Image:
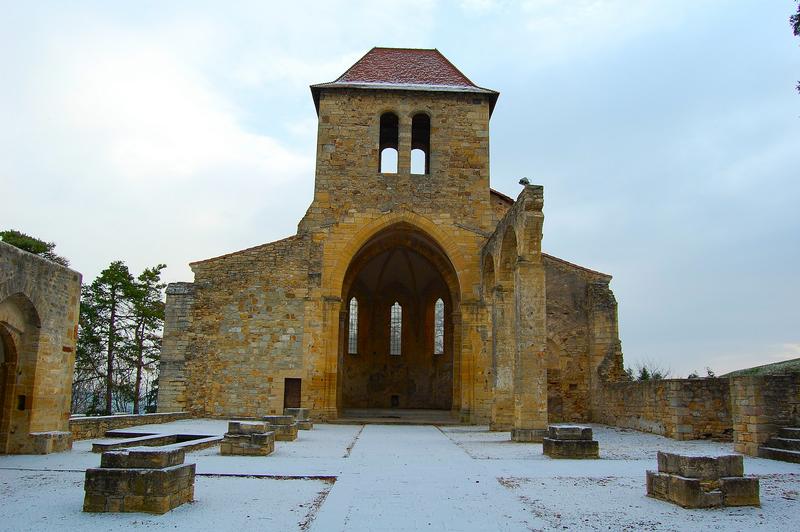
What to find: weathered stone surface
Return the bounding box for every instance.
[100,448,186,469]
[647,452,759,508]
[268,423,298,442]
[84,450,195,514]
[547,425,593,441]
[1,241,81,454]
[227,421,268,435]
[70,412,189,441]
[284,408,310,421]
[510,428,547,443]
[646,470,722,509]
[543,438,599,459]
[657,452,743,480]
[297,420,314,430]
[720,476,760,506]
[29,431,73,454]
[263,415,295,426]
[730,374,800,457]
[595,378,732,441]
[220,431,275,456]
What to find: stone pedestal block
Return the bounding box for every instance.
[543,438,599,458]
[84,448,195,514]
[270,423,299,441]
[547,425,593,441]
[264,415,299,441]
[657,452,743,480]
[228,421,268,434]
[511,428,547,442]
[720,477,761,506]
[646,452,759,508]
[30,431,73,454]
[284,408,310,420]
[284,408,313,430]
[646,471,723,508]
[263,415,295,425]
[221,421,275,456]
[542,425,599,458]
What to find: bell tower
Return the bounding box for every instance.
[300,47,499,234]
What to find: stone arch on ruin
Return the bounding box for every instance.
[334,221,462,414]
[0,293,41,453]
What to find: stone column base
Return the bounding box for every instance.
[511,428,547,442]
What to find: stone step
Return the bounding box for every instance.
[764,437,800,451]
[778,427,800,439]
[758,446,800,464]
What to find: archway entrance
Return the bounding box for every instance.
[338,223,460,412]
[0,293,39,454]
[0,326,12,451]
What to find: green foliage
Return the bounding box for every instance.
[687,367,715,379]
[73,261,166,415]
[0,229,70,267]
[624,361,670,381]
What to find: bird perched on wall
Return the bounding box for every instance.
[519,177,530,186]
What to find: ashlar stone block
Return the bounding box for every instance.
[646,452,759,508]
[263,415,295,426]
[542,424,599,459]
[84,448,195,514]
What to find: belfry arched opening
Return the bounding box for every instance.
[338,223,460,412]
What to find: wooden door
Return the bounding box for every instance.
[284,378,301,408]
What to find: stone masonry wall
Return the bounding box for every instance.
[596,378,732,440]
[69,412,190,440]
[157,283,195,413]
[180,236,310,418]
[0,241,81,453]
[543,255,602,423]
[730,374,800,455]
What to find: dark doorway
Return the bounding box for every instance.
[284,378,301,408]
[340,224,458,410]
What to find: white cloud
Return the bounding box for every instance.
[518,0,689,62]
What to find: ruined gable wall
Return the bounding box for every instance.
[178,236,311,418]
[542,254,626,423]
[542,255,592,422]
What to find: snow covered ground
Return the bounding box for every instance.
[0,420,798,531]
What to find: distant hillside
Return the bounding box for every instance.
[721,358,800,378]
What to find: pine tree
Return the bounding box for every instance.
[127,264,166,414]
[78,261,136,414]
[75,261,167,415]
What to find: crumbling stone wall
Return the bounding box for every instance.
[69,412,190,440]
[0,241,81,453]
[730,374,800,455]
[543,254,622,422]
[595,378,732,440]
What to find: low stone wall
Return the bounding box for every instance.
[69,412,189,440]
[730,374,800,456]
[595,378,731,440]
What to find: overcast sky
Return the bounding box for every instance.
[2,1,798,376]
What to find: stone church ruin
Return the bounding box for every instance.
[157,47,626,440]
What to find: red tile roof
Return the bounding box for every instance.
[335,47,478,88]
[311,47,498,114]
